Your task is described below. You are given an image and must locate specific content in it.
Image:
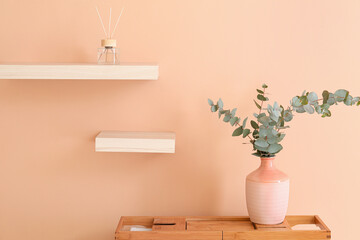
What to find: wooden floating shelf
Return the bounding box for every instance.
[0,64,159,80]
[95,131,175,153]
[116,215,331,240]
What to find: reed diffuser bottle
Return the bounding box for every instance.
[95,6,124,64]
[98,39,119,64]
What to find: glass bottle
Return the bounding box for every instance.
[97,39,119,64]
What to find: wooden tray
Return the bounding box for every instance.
[115,215,331,240]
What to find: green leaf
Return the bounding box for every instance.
[307,92,318,102]
[352,97,359,105]
[295,106,306,113]
[327,93,336,105]
[254,139,269,148]
[322,90,329,104]
[208,99,214,106]
[278,134,286,142]
[280,118,285,127]
[219,110,228,114]
[231,108,237,117]
[217,98,224,108]
[250,120,259,129]
[268,143,283,154]
[242,117,248,128]
[257,89,264,94]
[344,95,353,106]
[252,129,259,138]
[357,101,360,106]
[243,129,251,138]
[230,117,239,126]
[291,97,301,107]
[269,120,277,126]
[254,100,262,110]
[299,96,308,105]
[211,105,218,112]
[304,104,315,114]
[259,128,267,138]
[262,84,268,89]
[284,110,293,122]
[223,115,231,122]
[267,137,277,144]
[252,152,262,157]
[257,94,267,101]
[334,89,348,102]
[232,127,243,136]
[258,116,270,126]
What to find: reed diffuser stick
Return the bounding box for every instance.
[95,6,108,38]
[111,7,124,38]
[108,7,112,37]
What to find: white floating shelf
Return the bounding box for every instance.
[95,131,175,153]
[0,64,158,80]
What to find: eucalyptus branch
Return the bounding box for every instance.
[208,85,360,158]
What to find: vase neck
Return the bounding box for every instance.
[260,158,275,168]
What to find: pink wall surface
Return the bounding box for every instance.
[0,0,359,239]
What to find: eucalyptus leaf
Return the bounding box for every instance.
[259,128,267,138]
[304,104,315,114]
[327,93,335,105]
[254,100,262,110]
[258,113,266,118]
[262,84,268,88]
[257,94,267,101]
[217,98,224,108]
[242,117,248,128]
[252,129,259,138]
[278,134,286,141]
[291,97,301,107]
[334,89,348,102]
[268,143,283,154]
[322,90,329,104]
[284,110,293,122]
[250,120,259,129]
[230,117,239,126]
[257,89,264,94]
[231,108,237,117]
[300,96,308,105]
[208,99,214,106]
[223,115,231,122]
[344,95,353,106]
[211,105,218,112]
[254,139,269,148]
[232,127,243,136]
[295,106,306,113]
[267,137,278,144]
[307,92,318,103]
[243,129,251,138]
[252,152,262,157]
[258,116,270,126]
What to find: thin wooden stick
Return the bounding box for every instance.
[108,7,112,38]
[111,7,124,38]
[95,6,108,38]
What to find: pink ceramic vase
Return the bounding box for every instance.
[246,157,289,225]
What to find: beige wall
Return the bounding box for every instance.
[0,0,359,239]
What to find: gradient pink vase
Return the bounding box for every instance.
[246,157,289,225]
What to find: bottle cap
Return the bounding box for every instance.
[101,39,117,47]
